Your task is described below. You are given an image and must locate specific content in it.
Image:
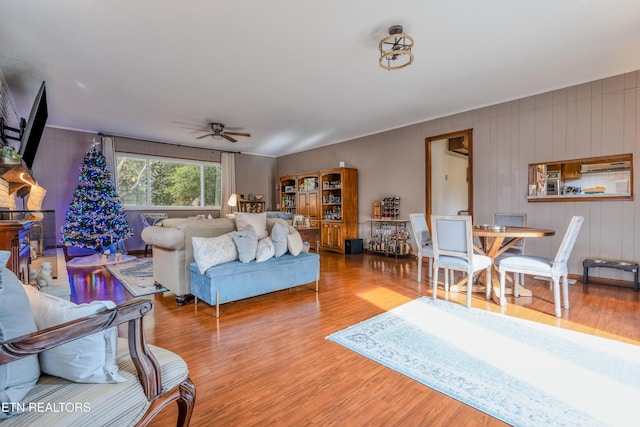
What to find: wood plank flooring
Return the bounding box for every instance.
[69,252,640,426]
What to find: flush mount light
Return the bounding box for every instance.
[378,25,415,70]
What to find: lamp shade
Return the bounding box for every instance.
[227,193,238,207]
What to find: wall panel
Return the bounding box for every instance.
[277,69,640,279]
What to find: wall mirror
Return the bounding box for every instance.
[528,153,633,202]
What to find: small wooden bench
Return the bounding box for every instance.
[582,258,639,291]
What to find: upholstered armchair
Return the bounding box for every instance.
[0,299,195,426]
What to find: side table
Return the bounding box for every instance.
[297,227,320,253]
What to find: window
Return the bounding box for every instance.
[115,153,221,208]
[527,153,633,202]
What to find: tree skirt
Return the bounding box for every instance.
[66,253,137,268]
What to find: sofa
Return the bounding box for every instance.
[190,251,319,317]
[141,214,311,306]
[141,217,236,304]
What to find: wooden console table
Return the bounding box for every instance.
[0,220,33,283]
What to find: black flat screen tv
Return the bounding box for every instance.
[19,81,47,169]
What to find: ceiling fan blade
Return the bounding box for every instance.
[224,132,251,137]
[222,134,238,143]
[196,133,214,140]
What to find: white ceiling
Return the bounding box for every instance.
[2,1,640,157]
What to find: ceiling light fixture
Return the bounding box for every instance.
[378,25,414,70]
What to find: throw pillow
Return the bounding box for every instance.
[22,285,125,384]
[192,232,239,274]
[233,224,258,263]
[235,212,267,239]
[0,251,40,419]
[287,229,304,256]
[271,221,289,257]
[266,211,294,221]
[256,237,275,262]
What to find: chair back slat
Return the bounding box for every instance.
[493,213,527,249]
[554,215,584,266]
[493,213,527,227]
[432,215,473,259]
[409,213,431,247]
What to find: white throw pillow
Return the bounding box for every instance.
[256,237,275,262]
[0,252,39,419]
[22,285,125,384]
[235,212,268,239]
[287,230,304,256]
[192,232,239,274]
[271,221,289,257]
[233,225,258,263]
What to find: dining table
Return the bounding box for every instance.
[449,225,555,304]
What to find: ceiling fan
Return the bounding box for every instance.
[194,122,251,143]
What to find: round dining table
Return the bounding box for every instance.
[449,225,555,304]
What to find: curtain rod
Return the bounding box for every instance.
[97,132,243,155]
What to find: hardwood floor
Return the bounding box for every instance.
[70,252,640,426]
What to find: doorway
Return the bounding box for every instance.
[425,129,473,228]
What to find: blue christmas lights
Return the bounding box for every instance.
[60,148,132,252]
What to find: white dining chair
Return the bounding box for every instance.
[409,213,435,281]
[431,215,492,308]
[498,215,584,317]
[493,213,527,283]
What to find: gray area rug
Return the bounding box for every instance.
[106,258,168,297]
[327,297,640,426]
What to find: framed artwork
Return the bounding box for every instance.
[293,215,304,228]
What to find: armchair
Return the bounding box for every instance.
[0,299,195,426]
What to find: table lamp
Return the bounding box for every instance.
[226,193,238,218]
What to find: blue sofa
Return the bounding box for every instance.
[189,251,320,317]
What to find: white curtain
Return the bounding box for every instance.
[221,152,236,216]
[100,135,127,253]
[101,135,116,183]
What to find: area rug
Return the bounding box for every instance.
[67,253,137,268]
[326,297,640,426]
[105,258,168,297]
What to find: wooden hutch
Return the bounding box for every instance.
[280,167,358,253]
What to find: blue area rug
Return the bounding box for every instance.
[326,297,640,426]
[106,258,168,297]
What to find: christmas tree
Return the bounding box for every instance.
[61,148,132,253]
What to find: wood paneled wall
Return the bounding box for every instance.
[278,71,640,281]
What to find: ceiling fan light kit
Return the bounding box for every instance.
[195,122,251,143]
[378,25,414,70]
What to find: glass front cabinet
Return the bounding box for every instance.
[320,168,358,253]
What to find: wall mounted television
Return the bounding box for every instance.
[19,81,48,170]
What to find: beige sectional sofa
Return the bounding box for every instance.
[141,216,292,305]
